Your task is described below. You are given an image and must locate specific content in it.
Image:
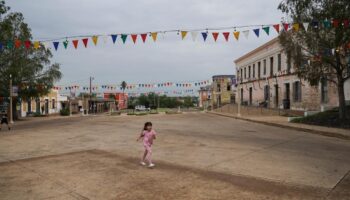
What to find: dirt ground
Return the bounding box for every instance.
[0,113,349,200]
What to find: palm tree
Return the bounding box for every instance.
[121,81,127,109]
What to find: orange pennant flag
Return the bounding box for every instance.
[233,31,240,40]
[151,32,158,42]
[72,40,79,49]
[131,34,138,44]
[212,32,219,42]
[181,31,188,40]
[92,36,98,46]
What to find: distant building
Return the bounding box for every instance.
[234,37,346,111]
[103,92,128,110]
[198,85,211,109]
[211,75,236,108]
[20,89,67,117]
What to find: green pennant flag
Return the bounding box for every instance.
[7,40,13,49]
[63,40,68,49]
[323,20,331,28]
[262,26,270,35]
[121,34,128,44]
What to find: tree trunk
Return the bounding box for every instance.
[337,79,347,121]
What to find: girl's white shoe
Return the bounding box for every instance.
[140,162,146,166]
[148,163,155,168]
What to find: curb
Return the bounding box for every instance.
[207,111,350,140]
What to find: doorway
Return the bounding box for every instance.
[240,88,243,104]
[274,84,279,108]
[45,99,49,114]
[249,87,253,105]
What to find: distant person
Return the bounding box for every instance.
[137,122,157,168]
[0,112,11,131]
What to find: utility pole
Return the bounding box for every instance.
[89,76,93,114]
[9,74,14,124]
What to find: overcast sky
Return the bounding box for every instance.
[7,0,284,89]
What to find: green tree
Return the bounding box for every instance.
[0,1,62,117]
[278,0,350,120]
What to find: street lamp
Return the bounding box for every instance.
[9,74,14,124]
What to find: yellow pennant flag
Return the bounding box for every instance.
[293,23,300,31]
[33,41,40,49]
[181,31,188,40]
[233,31,240,40]
[151,32,158,42]
[92,36,98,45]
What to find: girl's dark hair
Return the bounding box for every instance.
[144,122,152,130]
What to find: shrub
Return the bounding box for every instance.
[60,108,70,116]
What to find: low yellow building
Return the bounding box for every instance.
[211,75,236,108]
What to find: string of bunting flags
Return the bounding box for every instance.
[53,79,211,91]
[1,19,349,51]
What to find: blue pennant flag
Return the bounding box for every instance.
[253,29,260,37]
[201,32,208,42]
[111,34,118,44]
[0,43,3,51]
[53,42,59,50]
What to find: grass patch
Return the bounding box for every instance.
[149,110,159,114]
[135,112,148,116]
[111,111,121,116]
[165,110,182,114]
[291,106,350,129]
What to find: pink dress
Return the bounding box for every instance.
[142,130,156,147]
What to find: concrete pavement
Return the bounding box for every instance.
[0,113,349,199]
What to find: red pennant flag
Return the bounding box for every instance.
[273,24,280,33]
[15,40,21,48]
[72,40,79,49]
[131,34,138,44]
[141,33,147,43]
[283,23,289,31]
[332,19,340,28]
[82,38,88,48]
[24,41,31,49]
[212,32,219,42]
[344,19,349,28]
[222,32,230,42]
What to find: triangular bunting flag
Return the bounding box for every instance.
[343,20,349,28]
[92,36,98,46]
[15,40,21,48]
[33,41,40,49]
[63,40,68,49]
[151,32,158,42]
[0,43,3,51]
[181,31,188,40]
[7,40,13,49]
[262,26,270,35]
[312,21,319,28]
[242,30,249,39]
[323,20,331,28]
[121,34,128,44]
[131,34,138,44]
[222,32,230,42]
[253,29,260,37]
[72,40,79,49]
[303,22,309,31]
[191,32,198,41]
[103,36,108,44]
[283,23,289,31]
[212,32,219,42]
[201,32,208,41]
[141,34,147,43]
[82,38,88,47]
[233,31,240,40]
[24,41,31,49]
[292,23,300,31]
[273,24,280,33]
[53,41,59,51]
[111,34,118,44]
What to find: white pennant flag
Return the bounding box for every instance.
[103,35,108,44]
[44,42,51,49]
[242,30,250,39]
[191,32,198,41]
[303,22,309,31]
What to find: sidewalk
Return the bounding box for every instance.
[208,111,350,140]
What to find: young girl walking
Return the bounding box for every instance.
[137,122,156,168]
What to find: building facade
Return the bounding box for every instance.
[198,85,211,109]
[234,37,342,111]
[20,89,67,117]
[211,75,236,108]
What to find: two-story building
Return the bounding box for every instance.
[211,75,236,108]
[234,37,343,111]
[198,85,211,109]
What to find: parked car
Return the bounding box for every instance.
[135,105,150,112]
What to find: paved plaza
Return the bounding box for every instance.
[0,113,349,199]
